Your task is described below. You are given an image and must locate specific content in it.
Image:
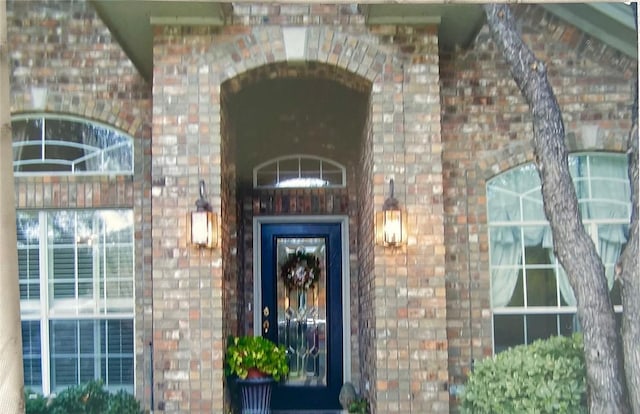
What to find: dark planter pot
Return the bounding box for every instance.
[236,376,275,414]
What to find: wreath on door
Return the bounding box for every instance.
[280,250,321,291]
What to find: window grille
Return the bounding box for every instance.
[254,155,346,188]
[17,210,134,395]
[12,115,134,176]
[487,153,629,352]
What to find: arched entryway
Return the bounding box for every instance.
[152,21,447,413]
[221,62,370,411]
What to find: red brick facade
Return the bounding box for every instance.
[7,2,636,413]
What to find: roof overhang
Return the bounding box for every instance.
[360,4,486,52]
[90,2,637,83]
[542,3,637,59]
[90,0,229,81]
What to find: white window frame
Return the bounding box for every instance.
[18,210,135,395]
[488,152,629,351]
[253,154,346,189]
[12,114,134,176]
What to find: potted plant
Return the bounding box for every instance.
[225,335,289,414]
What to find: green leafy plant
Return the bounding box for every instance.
[106,389,144,414]
[461,334,586,414]
[25,380,143,414]
[25,391,50,414]
[348,397,370,414]
[225,335,289,381]
[49,380,109,414]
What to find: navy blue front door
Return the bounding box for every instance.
[260,222,343,410]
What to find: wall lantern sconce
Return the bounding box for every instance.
[375,179,405,247]
[190,180,218,248]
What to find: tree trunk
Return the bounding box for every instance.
[619,81,639,414]
[618,5,639,409]
[483,4,630,413]
[0,0,25,412]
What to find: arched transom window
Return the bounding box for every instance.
[487,153,629,352]
[253,155,346,189]
[12,114,134,175]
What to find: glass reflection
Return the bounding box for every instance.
[276,237,327,386]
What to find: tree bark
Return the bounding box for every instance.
[0,0,25,412]
[483,4,630,413]
[618,4,639,409]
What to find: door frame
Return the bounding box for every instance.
[253,215,351,384]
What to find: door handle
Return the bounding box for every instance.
[262,320,270,334]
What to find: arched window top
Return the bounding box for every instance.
[12,114,134,176]
[487,153,630,223]
[487,152,629,351]
[253,155,346,189]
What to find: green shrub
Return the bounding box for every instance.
[25,391,50,414]
[461,334,586,414]
[49,380,109,414]
[348,397,370,414]
[26,380,143,414]
[106,389,144,414]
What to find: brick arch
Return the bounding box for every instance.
[476,142,535,181]
[202,25,392,89]
[11,94,148,139]
[566,127,629,154]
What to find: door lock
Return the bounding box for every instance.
[263,306,270,317]
[262,320,270,334]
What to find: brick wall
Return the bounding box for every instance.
[7,0,152,407]
[10,1,634,413]
[441,4,635,411]
[152,4,446,413]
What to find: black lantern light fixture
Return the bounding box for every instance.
[375,178,405,247]
[190,179,218,248]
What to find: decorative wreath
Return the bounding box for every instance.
[280,250,321,291]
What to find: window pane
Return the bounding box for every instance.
[505,272,524,307]
[279,158,299,182]
[101,320,134,388]
[50,244,76,300]
[22,321,42,393]
[523,244,552,265]
[526,314,558,344]
[494,315,524,353]
[299,158,321,178]
[526,269,558,307]
[13,118,43,167]
[49,319,133,392]
[322,171,342,186]
[254,156,346,188]
[610,279,622,307]
[18,212,41,307]
[13,116,133,175]
[559,314,578,336]
[18,209,135,394]
[256,170,277,187]
[489,153,629,352]
[50,320,79,391]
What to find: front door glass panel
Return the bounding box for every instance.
[276,237,327,386]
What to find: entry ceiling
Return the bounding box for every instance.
[227,76,369,186]
[90,1,637,83]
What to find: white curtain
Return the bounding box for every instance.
[491,155,629,309]
[490,227,521,307]
[489,165,552,307]
[587,156,630,289]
